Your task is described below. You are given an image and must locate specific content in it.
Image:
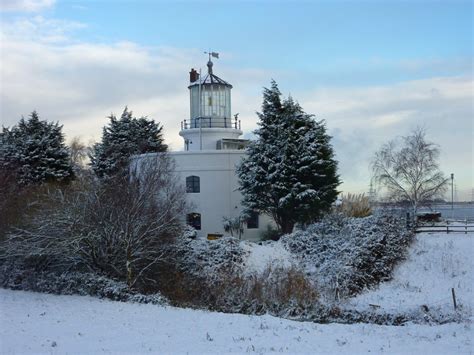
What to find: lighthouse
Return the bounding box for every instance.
[137,54,273,240]
[179,55,247,151]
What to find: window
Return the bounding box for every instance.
[186,175,200,193]
[187,213,201,230]
[247,211,259,229]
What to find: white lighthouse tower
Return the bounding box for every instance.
[179,54,247,151]
[138,54,273,240]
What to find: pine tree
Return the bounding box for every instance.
[90,107,167,178]
[0,111,74,185]
[237,81,340,235]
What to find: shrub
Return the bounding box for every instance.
[157,235,319,315]
[259,225,281,241]
[0,258,166,305]
[337,193,372,218]
[281,213,414,301]
[1,154,187,292]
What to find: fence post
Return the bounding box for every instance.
[451,288,457,310]
[447,220,449,234]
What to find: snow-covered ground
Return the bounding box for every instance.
[348,233,474,314]
[1,231,473,354]
[1,288,472,354]
[241,240,294,275]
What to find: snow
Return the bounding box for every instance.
[2,228,473,353]
[1,288,472,354]
[241,241,294,275]
[280,214,413,301]
[347,232,474,314]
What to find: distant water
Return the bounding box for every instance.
[418,204,474,220]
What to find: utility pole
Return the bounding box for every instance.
[199,67,202,150]
[451,173,454,210]
[368,181,376,205]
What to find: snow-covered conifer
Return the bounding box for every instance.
[0,111,74,185]
[237,81,340,235]
[90,107,167,178]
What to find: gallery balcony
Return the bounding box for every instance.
[181,117,241,130]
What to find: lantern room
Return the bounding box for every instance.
[180,56,246,151]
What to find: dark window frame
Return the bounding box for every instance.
[186,175,200,193]
[247,211,259,229]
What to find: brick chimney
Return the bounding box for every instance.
[189,68,199,83]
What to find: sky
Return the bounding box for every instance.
[0,0,472,199]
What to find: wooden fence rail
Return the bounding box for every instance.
[415,221,474,234]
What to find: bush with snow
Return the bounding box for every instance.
[157,234,319,314]
[0,259,167,305]
[1,154,187,291]
[1,203,428,325]
[157,236,246,304]
[281,213,414,301]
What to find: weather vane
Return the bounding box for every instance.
[204,50,219,61]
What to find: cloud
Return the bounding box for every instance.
[0,16,270,152]
[1,16,86,43]
[1,14,472,199]
[298,76,473,198]
[0,0,55,12]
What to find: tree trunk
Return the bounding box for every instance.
[413,202,418,224]
[126,248,133,289]
[280,220,294,235]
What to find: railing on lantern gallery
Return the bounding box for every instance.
[181,117,241,130]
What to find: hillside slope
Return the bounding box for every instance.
[0,288,471,354]
[1,231,472,354]
[347,232,473,315]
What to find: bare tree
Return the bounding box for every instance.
[69,136,90,170]
[2,153,187,290]
[372,127,448,217]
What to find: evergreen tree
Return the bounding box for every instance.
[237,81,340,235]
[0,111,74,185]
[90,107,167,178]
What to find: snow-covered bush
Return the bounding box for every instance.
[1,154,187,291]
[157,236,246,304]
[158,235,319,315]
[0,258,166,305]
[206,265,319,315]
[259,225,280,241]
[281,213,414,301]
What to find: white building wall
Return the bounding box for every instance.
[171,150,274,241]
[179,128,242,151]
